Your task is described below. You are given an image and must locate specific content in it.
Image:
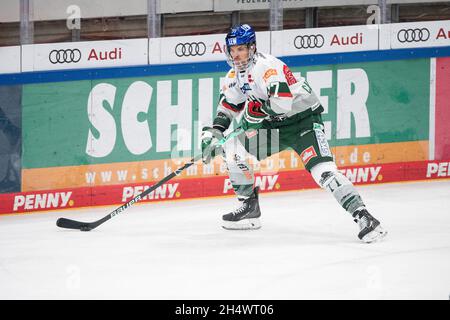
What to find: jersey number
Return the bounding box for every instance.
[269,82,280,97]
[302,81,312,94]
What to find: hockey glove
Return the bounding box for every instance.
[241,100,266,131]
[201,126,224,164]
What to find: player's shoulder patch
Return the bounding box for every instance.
[263,68,278,82]
[222,70,238,92]
[283,64,297,85]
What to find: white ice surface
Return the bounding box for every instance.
[1,180,449,300]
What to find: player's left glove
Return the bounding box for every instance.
[241,100,266,131]
[201,126,224,164]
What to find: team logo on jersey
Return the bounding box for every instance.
[247,100,266,117]
[283,65,297,86]
[300,146,317,165]
[263,68,278,82]
[240,83,251,94]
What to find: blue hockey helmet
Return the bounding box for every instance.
[225,24,257,71]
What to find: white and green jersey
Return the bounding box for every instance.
[213,52,323,130]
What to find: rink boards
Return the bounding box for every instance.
[0,51,449,214]
[1,159,450,214]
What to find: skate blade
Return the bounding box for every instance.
[361,225,388,243]
[222,218,261,230]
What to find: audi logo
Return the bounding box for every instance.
[397,28,430,43]
[294,34,325,49]
[49,49,82,64]
[175,42,206,57]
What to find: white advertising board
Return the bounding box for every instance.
[149,31,270,64]
[385,20,450,50]
[21,38,148,72]
[4,20,449,71]
[0,46,21,74]
[271,25,379,57]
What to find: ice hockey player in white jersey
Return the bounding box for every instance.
[201,24,387,243]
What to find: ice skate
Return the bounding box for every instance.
[222,187,261,230]
[352,208,387,243]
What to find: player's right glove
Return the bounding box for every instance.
[201,126,224,164]
[241,100,266,131]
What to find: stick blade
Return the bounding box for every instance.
[56,218,93,231]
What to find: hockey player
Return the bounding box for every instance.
[201,24,387,243]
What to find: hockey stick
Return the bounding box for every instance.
[56,127,244,231]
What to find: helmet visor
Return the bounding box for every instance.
[226,43,256,72]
